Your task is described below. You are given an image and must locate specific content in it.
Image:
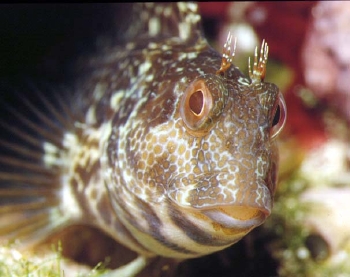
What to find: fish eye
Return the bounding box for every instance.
[180,79,213,135]
[270,93,287,139]
[272,105,280,127]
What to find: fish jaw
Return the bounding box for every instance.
[167,172,272,231]
[203,206,267,230]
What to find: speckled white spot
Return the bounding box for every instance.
[138,60,152,75]
[43,141,60,167]
[110,91,125,111]
[148,17,160,36]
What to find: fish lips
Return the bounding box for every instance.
[168,174,272,230]
[202,205,268,230]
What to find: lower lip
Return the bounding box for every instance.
[203,206,267,229]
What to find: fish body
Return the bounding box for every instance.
[0,3,286,275]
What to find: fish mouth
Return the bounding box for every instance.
[202,206,268,229]
[168,173,273,230]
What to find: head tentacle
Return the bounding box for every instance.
[216,32,236,77]
[248,39,269,84]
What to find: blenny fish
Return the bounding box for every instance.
[0,3,286,276]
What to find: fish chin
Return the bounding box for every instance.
[202,206,268,229]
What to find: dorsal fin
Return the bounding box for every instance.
[118,3,203,43]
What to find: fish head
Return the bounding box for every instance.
[169,71,285,233]
[148,40,285,235]
[109,38,286,252]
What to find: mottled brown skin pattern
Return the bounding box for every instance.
[0,3,286,276]
[76,6,283,260]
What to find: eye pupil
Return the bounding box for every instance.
[270,93,287,139]
[189,90,204,115]
[272,105,280,127]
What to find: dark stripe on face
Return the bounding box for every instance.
[96,185,152,254]
[98,183,149,252]
[135,198,198,255]
[168,202,234,247]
